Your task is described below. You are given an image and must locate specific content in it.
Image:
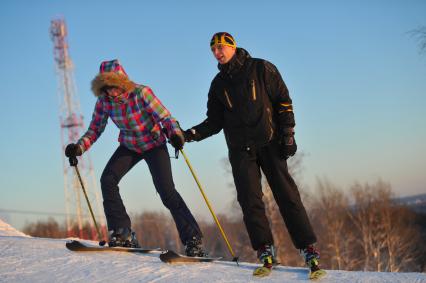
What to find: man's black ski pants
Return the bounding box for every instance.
[228,140,317,250]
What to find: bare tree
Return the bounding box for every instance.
[347,180,422,272]
[348,181,387,271]
[22,217,66,238]
[198,214,253,260]
[409,26,426,54]
[309,178,360,270]
[133,211,181,251]
[381,201,421,271]
[22,218,98,240]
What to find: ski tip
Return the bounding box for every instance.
[65,240,83,249]
[309,269,327,280]
[253,266,272,277]
[159,250,179,263]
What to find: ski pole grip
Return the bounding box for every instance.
[69,156,78,167]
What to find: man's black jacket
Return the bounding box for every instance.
[192,48,295,149]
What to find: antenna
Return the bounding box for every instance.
[50,18,106,240]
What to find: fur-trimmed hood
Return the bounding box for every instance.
[91,59,136,97]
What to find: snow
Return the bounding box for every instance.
[0,219,28,237]
[0,218,425,283]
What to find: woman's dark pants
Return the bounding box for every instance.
[100,144,202,244]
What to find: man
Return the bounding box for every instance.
[184,33,323,276]
[65,59,206,257]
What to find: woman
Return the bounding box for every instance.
[65,59,205,257]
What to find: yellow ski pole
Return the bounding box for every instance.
[69,157,105,246]
[179,149,238,263]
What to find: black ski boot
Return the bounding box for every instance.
[300,244,320,271]
[253,244,277,277]
[257,244,278,267]
[108,227,140,248]
[300,244,327,280]
[184,236,207,257]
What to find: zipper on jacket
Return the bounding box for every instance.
[224,89,233,109]
[266,107,274,141]
[251,80,257,101]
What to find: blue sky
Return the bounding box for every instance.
[0,0,425,229]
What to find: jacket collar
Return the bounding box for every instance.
[218,48,251,77]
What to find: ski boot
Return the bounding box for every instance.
[184,236,207,257]
[108,227,140,248]
[300,244,326,280]
[253,244,277,277]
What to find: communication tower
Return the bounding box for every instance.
[49,18,106,239]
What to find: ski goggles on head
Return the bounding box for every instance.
[210,32,236,48]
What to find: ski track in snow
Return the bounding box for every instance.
[0,219,425,283]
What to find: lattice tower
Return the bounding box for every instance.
[49,18,106,239]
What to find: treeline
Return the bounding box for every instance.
[23,180,425,272]
[264,179,426,272]
[22,218,101,240]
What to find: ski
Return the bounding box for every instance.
[253,265,326,279]
[159,250,221,263]
[252,261,280,277]
[66,240,163,254]
[253,266,272,277]
[309,269,327,280]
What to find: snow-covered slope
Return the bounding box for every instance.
[0,218,425,283]
[0,219,28,237]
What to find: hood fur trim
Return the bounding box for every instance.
[91,72,136,97]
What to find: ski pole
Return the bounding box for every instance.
[179,149,239,263]
[69,157,105,246]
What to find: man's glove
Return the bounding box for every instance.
[65,143,83,157]
[169,132,185,150]
[183,129,202,142]
[278,128,297,159]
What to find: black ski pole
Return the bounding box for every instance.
[69,156,105,246]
